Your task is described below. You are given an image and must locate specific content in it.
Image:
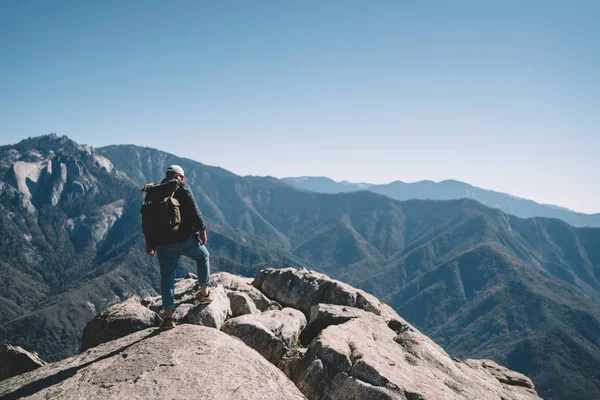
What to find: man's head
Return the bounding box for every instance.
[166,165,187,182]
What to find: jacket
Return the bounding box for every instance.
[145,178,206,248]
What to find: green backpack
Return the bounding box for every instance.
[140,180,181,239]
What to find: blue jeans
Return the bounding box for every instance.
[156,235,210,311]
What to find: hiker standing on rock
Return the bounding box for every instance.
[142,165,214,328]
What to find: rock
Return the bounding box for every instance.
[142,281,231,328]
[172,277,197,294]
[293,314,541,400]
[221,308,307,365]
[300,304,374,345]
[80,296,161,352]
[222,315,286,365]
[252,268,391,318]
[0,325,307,400]
[172,303,194,322]
[278,347,307,382]
[142,278,198,312]
[185,285,231,329]
[379,303,404,323]
[212,271,254,286]
[185,272,197,279]
[213,271,281,311]
[463,359,536,391]
[244,308,307,348]
[228,291,258,317]
[1,267,541,400]
[143,272,279,313]
[140,295,156,308]
[0,344,47,382]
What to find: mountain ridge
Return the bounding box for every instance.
[282,176,600,227]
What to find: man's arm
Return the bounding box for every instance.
[144,234,156,255]
[179,183,207,232]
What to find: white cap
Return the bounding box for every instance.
[166,165,187,181]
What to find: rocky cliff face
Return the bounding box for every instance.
[0,268,541,400]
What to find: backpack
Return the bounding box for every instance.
[140,180,181,239]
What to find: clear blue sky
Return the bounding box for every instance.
[1,1,598,213]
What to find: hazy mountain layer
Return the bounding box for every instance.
[282,176,600,228]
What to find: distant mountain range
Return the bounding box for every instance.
[1,135,599,400]
[282,176,600,228]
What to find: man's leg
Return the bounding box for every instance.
[156,246,181,318]
[183,236,211,296]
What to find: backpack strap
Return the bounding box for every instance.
[142,183,157,192]
[166,180,180,199]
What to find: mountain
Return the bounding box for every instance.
[99,144,600,400]
[336,204,600,400]
[0,135,300,361]
[281,176,373,194]
[0,135,599,399]
[282,176,600,228]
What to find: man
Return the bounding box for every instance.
[145,165,214,328]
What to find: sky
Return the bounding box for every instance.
[1,1,598,214]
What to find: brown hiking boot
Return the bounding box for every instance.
[196,290,215,304]
[159,317,176,329]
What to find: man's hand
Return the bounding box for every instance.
[145,245,156,256]
[200,230,208,246]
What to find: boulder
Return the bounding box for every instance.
[172,303,194,322]
[293,313,541,400]
[300,304,374,345]
[252,268,393,319]
[171,277,197,294]
[463,359,537,391]
[212,271,253,286]
[185,285,231,329]
[0,325,307,400]
[80,296,161,352]
[228,291,259,317]
[213,271,281,311]
[222,315,286,365]
[0,344,47,382]
[222,308,307,365]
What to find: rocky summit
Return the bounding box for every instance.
[0,268,541,400]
